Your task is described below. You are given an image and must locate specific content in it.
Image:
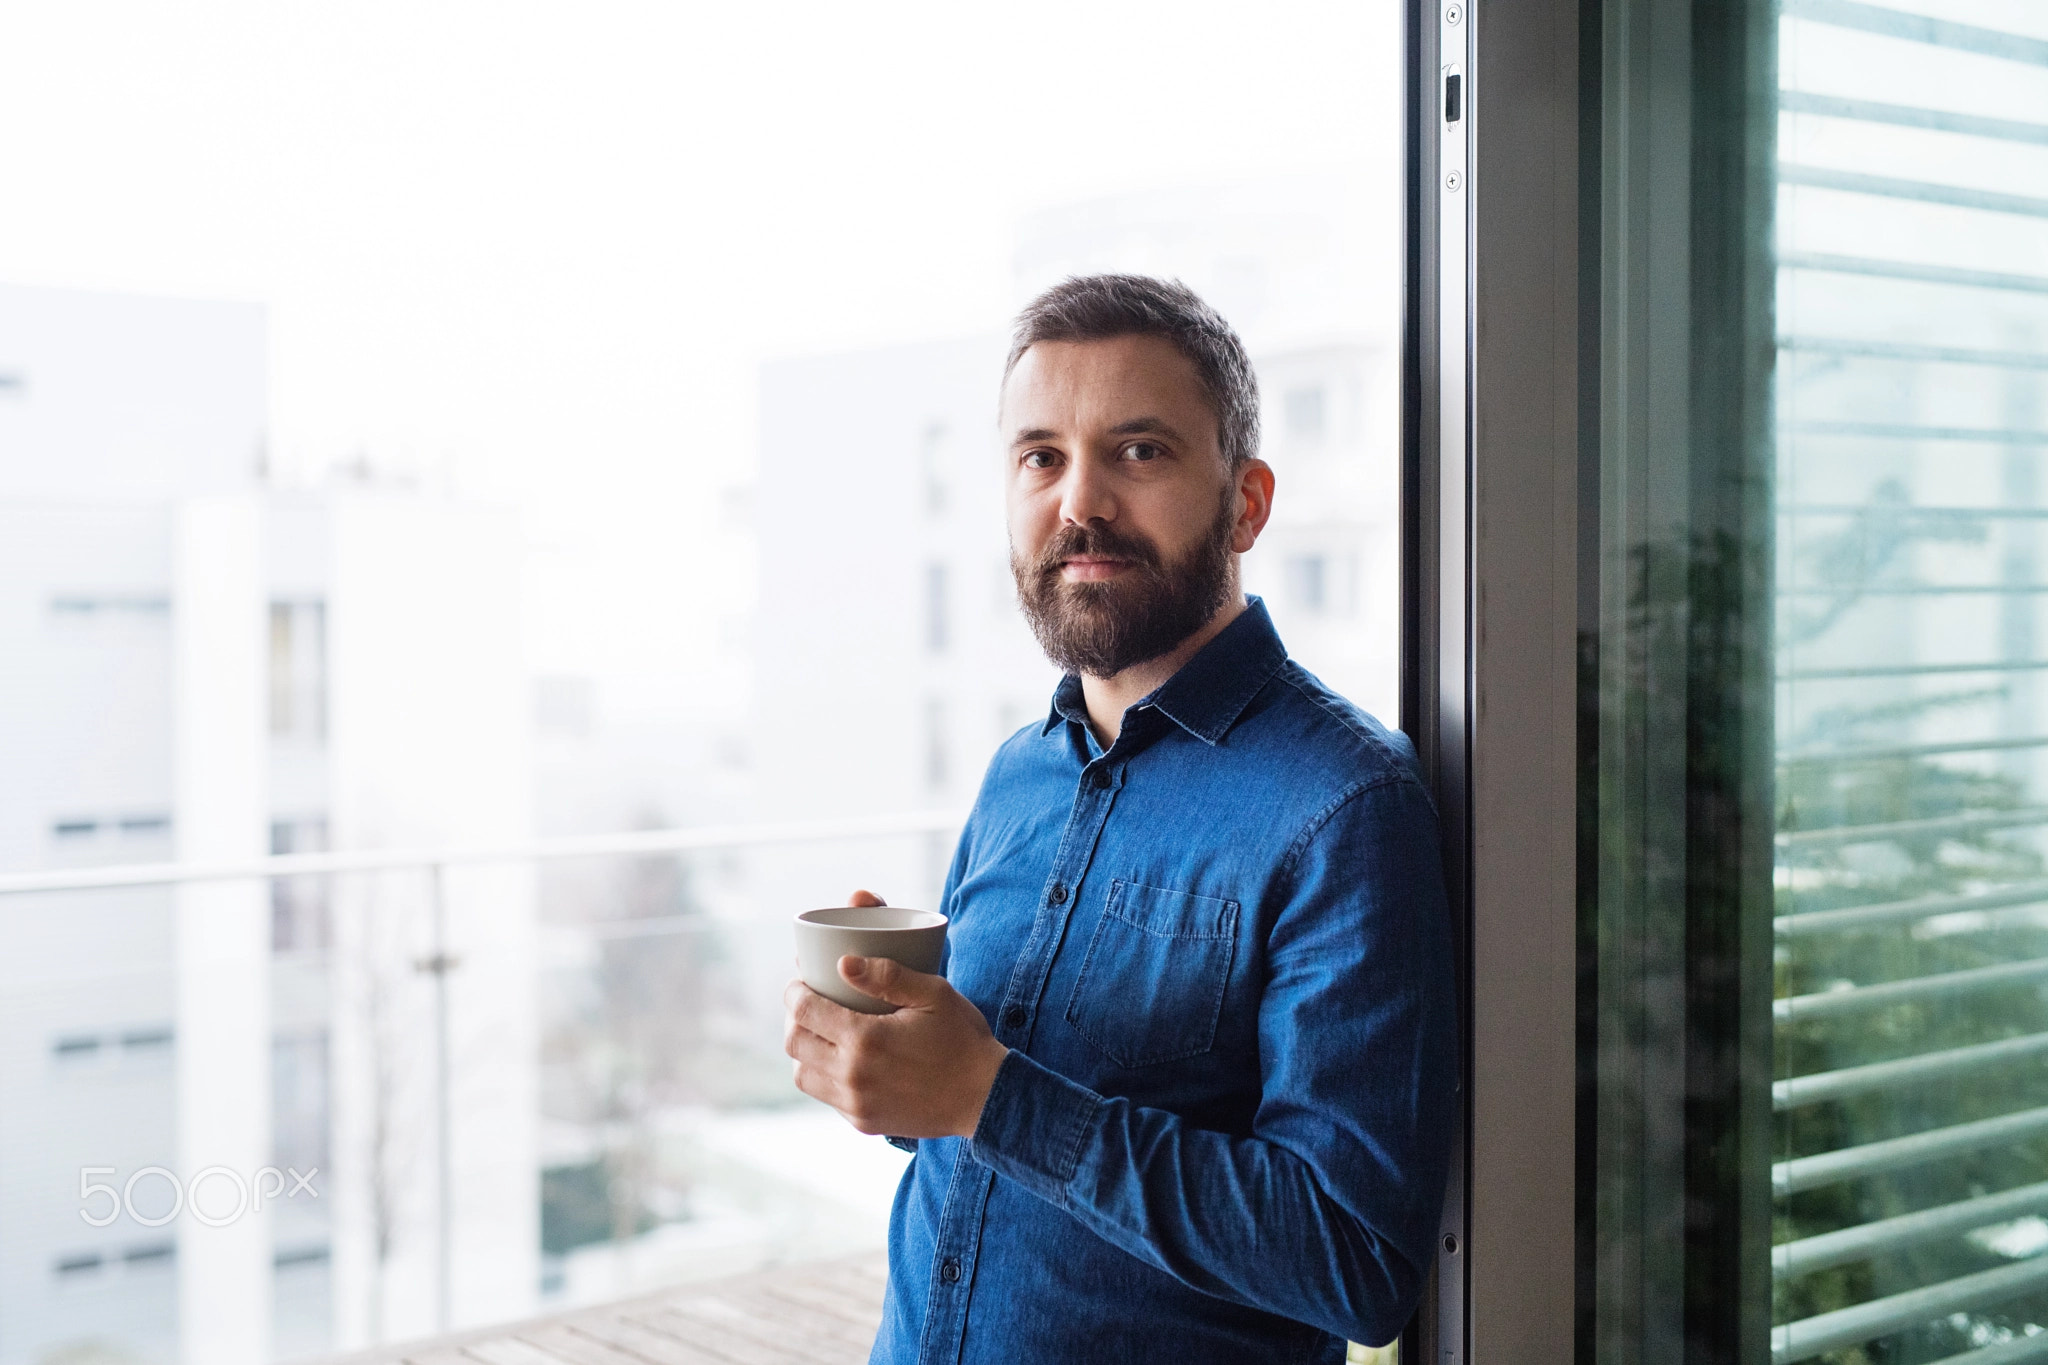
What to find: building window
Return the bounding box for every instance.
[533,674,594,739]
[47,595,169,618]
[924,697,948,790]
[921,422,949,515]
[926,563,949,653]
[51,1026,173,1070]
[269,600,326,742]
[1285,555,1328,615]
[273,1029,331,1176]
[1281,553,1357,619]
[49,812,172,856]
[1284,385,1325,442]
[270,818,330,954]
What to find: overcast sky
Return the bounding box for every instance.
[0,0,1400,705]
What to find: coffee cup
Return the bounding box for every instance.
[793,905,948,1015]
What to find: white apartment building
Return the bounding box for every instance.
[746,335,1044,1045]
[749,335,1397,863]
[0,284,536,1365]
[750,189,1401,923]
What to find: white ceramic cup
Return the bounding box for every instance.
[793,905,948,1015]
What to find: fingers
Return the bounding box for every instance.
[848,889,887,907]
[783,1005,829,1054]
[784,986,847,1110]
[840,954,944,1009]
[784,979,855,1044]
[783,1008,828,1067]
[790,1048,846,1111]
[785,1018,836,1067]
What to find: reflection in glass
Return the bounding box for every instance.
[1772,6,2048,1361]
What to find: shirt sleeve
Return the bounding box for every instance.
[964,774,1460,1348]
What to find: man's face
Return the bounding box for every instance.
[1001,334,1264,678]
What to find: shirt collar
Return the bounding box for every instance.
[1038,596,1289,747]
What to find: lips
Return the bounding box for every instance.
[1060,556,1132,580]
[1030,524,1162,588]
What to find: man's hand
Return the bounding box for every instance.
[784,890,1008,1139]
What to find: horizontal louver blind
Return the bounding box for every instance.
[1774,3,2048,1363]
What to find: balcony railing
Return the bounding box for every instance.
[0,809,965,897]
[2,810,962,1363]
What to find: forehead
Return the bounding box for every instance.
[1000,335,1215,437]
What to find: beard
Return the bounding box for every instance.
[1012,493,1239,679]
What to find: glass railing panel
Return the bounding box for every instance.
[530,836,936,1312]
[3,888,184,1365]
[0,826,948,1363]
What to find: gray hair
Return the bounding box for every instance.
[1005,274,1260,471]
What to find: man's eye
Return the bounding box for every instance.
[1123,441,1164,462]
[1023,449,1058,470]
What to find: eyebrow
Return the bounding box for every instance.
[1008,417,1188,447]
[1106,416,1186,443]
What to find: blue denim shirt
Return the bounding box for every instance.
[872,600,1459,1364]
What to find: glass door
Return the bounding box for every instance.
[1771,5,2048,1363]
[1577,1,2048,1361]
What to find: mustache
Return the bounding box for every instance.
[1028,522,1165,580]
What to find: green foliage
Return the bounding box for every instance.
[540,1157,658,1257]
[1777,745,2048,1362]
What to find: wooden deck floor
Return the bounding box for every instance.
[327,1253,886,1365]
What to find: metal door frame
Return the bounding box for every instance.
[1402,0,1584,1358]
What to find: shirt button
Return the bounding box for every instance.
[940,1257,962,1284]
[1048,882,1068,905]
[1092,768,1112,790]
[1003,1006,1028,1029]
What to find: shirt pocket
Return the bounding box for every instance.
[1063,879,1240,1069]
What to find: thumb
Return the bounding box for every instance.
[840,954,942,1009]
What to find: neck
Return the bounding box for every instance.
[1080,592,1248,747]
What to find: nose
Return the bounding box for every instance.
[1057,455,1117,528]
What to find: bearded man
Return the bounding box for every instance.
[783,274,1457,1363]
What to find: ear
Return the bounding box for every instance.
[1231,459,1276,554]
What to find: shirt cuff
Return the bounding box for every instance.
[966,1049,1102,1207]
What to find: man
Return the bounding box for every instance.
[783,275,1457,1362]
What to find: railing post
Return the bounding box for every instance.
[419,862,457,1331]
